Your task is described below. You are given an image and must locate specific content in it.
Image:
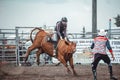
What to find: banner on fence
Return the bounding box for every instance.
[69,39,120,64]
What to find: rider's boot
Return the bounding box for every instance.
[92,70,97,80]
[108,66,117,80]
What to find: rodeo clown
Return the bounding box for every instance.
[90,29,117,80]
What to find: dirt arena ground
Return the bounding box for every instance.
[0,63,120,80]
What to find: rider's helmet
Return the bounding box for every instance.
[61,17,68,22]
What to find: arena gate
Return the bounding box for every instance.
[0,29,17,65]
[0,27,53,66]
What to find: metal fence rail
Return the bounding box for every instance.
[0,27,120,66]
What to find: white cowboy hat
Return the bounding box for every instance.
[98,29,107,36]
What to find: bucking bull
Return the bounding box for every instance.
[25,28,77,75]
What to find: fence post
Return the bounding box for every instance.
[108,19,111,39]
[2,33,5,62]
[15,27,19,66]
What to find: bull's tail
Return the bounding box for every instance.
[30,27,43,43]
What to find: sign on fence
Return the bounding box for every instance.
[70,39,120,64]
[109,40,120,63]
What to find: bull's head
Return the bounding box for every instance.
[66,41,76,54]
[70,41,76,53]
[57,40,76,54]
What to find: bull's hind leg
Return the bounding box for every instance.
[36,49,42,65]
[69,57,77,76]
[58,54,71,74]
[25,45,36,62]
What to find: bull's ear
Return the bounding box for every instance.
[65,41,69,45]
[71,42,76,46]
[72,42,75,44]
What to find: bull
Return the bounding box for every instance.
[57,39,77,75]
[25,28,77,75]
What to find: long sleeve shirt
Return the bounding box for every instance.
[56,21,67,37]
[91,36,113,55]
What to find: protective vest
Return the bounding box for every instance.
[92,36,108,55]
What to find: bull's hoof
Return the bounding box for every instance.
[24,57,28,63]
[22,62,31,66]
[110,76,117,80]
[55,62,61,66]
[73,72,78,76]
[36,62,40,66]
[67,69,72,74]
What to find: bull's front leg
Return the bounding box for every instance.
[69,57,77,76]
[58,54,71,74]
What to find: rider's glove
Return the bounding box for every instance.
[64,37,67,41]
[60,36,63,40]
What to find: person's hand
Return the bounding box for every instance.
[60,36,63,40]
[64,37,67,41]
[112,56,115,61]
[111,52,115,61]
